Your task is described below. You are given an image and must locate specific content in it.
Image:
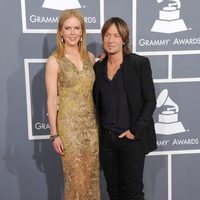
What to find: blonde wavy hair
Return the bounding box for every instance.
[54,9,89,61]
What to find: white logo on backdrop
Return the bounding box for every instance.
[155,89,186,135]
[42,0,81,10]
[21,0,104,33]
[24,59,50,140]
[151,0,187,33]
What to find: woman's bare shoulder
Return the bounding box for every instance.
[88,51,96,65]
[46,54,59,71]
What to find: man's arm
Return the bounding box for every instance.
[130,57,156,138]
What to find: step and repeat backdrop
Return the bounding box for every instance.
[1,0,200,200]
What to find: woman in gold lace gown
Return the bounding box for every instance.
[45,9,100,200]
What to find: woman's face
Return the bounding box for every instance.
[61,16,82,47]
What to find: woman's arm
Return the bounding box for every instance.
[45,55,64,155]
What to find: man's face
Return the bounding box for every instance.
[103,24,124,55]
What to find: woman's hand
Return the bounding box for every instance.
[52,137,64,156]
[98,52,106,61]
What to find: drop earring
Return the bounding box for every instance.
[61,36,64,43]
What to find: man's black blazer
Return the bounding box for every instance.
[93,53,157,154]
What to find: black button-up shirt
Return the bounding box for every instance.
[99,63,130,134]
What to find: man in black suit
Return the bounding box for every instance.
[93,17,157,200]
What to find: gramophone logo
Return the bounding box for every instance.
[155,89,186,135]
[42,0,81,10]
[151,0,188,33]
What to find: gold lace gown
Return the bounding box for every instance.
[56,56,100,200]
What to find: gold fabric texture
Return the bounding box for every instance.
[56,57,100,200]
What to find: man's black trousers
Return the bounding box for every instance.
[100,129,145,200]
